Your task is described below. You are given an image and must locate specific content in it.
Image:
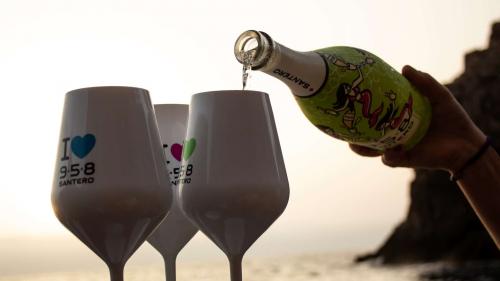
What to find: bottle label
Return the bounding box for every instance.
[293,47,431,150]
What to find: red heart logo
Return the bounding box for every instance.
[170,143,183,161]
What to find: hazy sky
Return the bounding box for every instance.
[0,0,499,275]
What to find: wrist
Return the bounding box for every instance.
[446,128,487,174]
[448,134,490,181]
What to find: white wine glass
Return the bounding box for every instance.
[179,90,289,281]
[51,86,172,281]
[147,104,198,281]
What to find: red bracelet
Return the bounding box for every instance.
[450,136,492,181]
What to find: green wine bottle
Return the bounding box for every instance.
[234,30,431,151]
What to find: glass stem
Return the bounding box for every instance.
[163,254,177,281]
[229,255,243,281]
[109,264,124,281]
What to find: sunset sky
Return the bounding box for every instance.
[0,0,499,275]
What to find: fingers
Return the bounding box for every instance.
[350,143,416,168]
[350,143,414,168]
[402,65,451,104]
[382,148,412,168]
[349,143,383,157]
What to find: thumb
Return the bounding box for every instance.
[381,147,413,168]
[402,65,451,104]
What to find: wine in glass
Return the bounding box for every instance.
[179,90,289,281]
[51,87,172,281]
[147,104,198,281]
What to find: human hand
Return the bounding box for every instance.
[350,65,486,173]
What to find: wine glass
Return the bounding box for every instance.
[147,104,198,281]
[51,86,172,281]
[179,90,289,281]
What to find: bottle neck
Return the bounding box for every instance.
[258,43,327,97]
[234,31,327,98]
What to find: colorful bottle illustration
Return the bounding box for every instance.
[234,30,431,150]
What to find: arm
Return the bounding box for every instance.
[329,54,358,70]
[351,67,364,89]
[333,99,350,112]
[457,146,500,247]
[317,106,340,116]
[349,65,500,248]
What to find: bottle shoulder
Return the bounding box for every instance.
[314,46,373,56]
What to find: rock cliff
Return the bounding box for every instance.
[357,22,500,265]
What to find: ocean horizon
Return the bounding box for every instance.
[0,252,438,281]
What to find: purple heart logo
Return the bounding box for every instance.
[170,143,183,162]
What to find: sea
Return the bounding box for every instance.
[0,253,447,281]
